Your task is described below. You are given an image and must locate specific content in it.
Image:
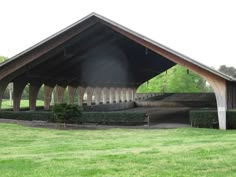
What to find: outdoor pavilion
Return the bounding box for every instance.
[0,13,235,130]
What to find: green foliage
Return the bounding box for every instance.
[1,99,44,109]
[190,110,218,128]
[52,103,81,124]
[219,65,236,78]
[1,124,236,176]
[0,56,7,63]
[0,108,146,125]
[80,112,147,125]
[137,65,211,93]
[0,111,54,121]
[190,109,236,129]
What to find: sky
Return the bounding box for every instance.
[0,0,235,69]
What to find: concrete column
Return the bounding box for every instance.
[44,84,55,110]
[94,87,102,105]
[56,85,66,103]
[13,80,28,112]
[120,88,126,102]
[131,88,136,101]
[127,88,130,102]
[29,83,42,111]
[125,88,129,102]
[126,88,131,102]
[115,88,120,103]
[86,87,94,106]
[0,80,9,110]
[109,87,115,104]
[68,86,76,104]
[78,86,85,106]
[129,88,133,101]
[102,87,109,104]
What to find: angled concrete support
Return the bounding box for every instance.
[13,80,28,111]
[102,87,109,104]
[78,86,85,106]
[29,83,42,110]
[44,84,55,110]
[68,86,76,104]
[56,85,66,103]
[208,78,227,130]
[0,80,9,110]
[115,88,121,103]
[109,87,115,104]
[86,87,94,106]
[94,87,102,105]
[177,64,227,130]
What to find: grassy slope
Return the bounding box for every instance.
[0,124,236,177]
[1,99,44,109]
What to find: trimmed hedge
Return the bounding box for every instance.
[0,111,147,125]
[0,111,54,121]
[80,112,147,125]
[190,109,236,129]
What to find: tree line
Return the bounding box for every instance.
[137,64,236,93]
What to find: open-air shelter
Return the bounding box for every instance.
[0,13,235,129]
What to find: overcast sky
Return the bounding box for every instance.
[0,0,235,69]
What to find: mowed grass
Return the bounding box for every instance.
[1,99,44,109]
[0,124,236,177]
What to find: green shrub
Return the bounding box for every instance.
[0,111,54,121]
[80,112,147,125]
[190,109,236,129]
[52,103,81,124]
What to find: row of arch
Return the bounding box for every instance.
[0,80,162,112]
[7,81,141,111]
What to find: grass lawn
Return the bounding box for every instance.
[1,99,44,109]
[0,124,236,177]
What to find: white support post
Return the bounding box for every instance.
[78,86,85,106]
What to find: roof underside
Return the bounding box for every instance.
[7,19,175,87]
[0,13,234,88]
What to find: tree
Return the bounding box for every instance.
[0,56,7,63]
[0,56,13,105]
[53,103,81,127]
[137,65,210,93]
[219,65,236,78]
